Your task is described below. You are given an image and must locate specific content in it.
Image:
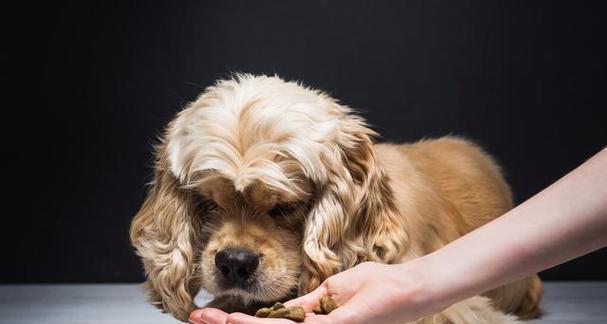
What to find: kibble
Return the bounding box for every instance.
[319,296,338,314]
[268,308,291,318]
[271,302,286,310]
[255,296,338,322]
[312,304,323,315]
[254,307,272,317]
[283,306,305,321]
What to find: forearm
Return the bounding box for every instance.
[413,148,607,310]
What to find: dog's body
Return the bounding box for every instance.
[130,74,542,323]
[373,141,542,323]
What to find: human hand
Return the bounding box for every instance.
[189,261,441,324]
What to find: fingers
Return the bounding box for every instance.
[189,286,333,324]
[189,307,334,324]
[303,313,333,323]
[189,307,229,324]
[283,284,328,311]
[227,312,332,324]
[226,312,295,324]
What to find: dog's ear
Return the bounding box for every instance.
[130,146,201,322]
[300,105,409,293]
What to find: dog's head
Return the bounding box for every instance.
[130,74,407,321]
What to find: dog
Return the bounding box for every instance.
[130,74,542,323]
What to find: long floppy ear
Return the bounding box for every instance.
[300,107,409,293]
[130,145,201,322]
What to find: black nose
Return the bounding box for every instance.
[215,248,259,283]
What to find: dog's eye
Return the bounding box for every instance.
[268,203,297,218]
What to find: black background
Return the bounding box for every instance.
[4,1,606,283]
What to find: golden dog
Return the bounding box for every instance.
[130,74,542,323]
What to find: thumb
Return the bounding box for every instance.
[283,283,328,312]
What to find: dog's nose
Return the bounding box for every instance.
[215,248,259,283]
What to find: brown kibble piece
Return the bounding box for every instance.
[255,298,333,322]
[312,304,324,314]
[283,306,305,322]
[320,296,338,314]
[268,308,290,318]
[271,302,286,310]
[255,307,272,318]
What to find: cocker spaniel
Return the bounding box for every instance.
[130,74,542,323]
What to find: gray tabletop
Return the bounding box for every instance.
[0,282,605,323]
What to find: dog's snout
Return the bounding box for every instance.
[215,248,259,283]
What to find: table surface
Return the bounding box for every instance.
[0,282,605,323]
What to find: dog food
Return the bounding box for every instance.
[255,297,338,321]
[255,302,305,321]
[315,296,338,314]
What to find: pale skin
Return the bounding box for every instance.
[190,148,607,324]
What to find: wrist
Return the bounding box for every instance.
[393,254,464,316]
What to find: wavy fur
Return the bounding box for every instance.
[130,74,542,323]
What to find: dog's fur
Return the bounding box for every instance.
[130,74,542,323]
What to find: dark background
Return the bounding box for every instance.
[4,1,606,283]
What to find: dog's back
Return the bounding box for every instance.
[375,136,542,320]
